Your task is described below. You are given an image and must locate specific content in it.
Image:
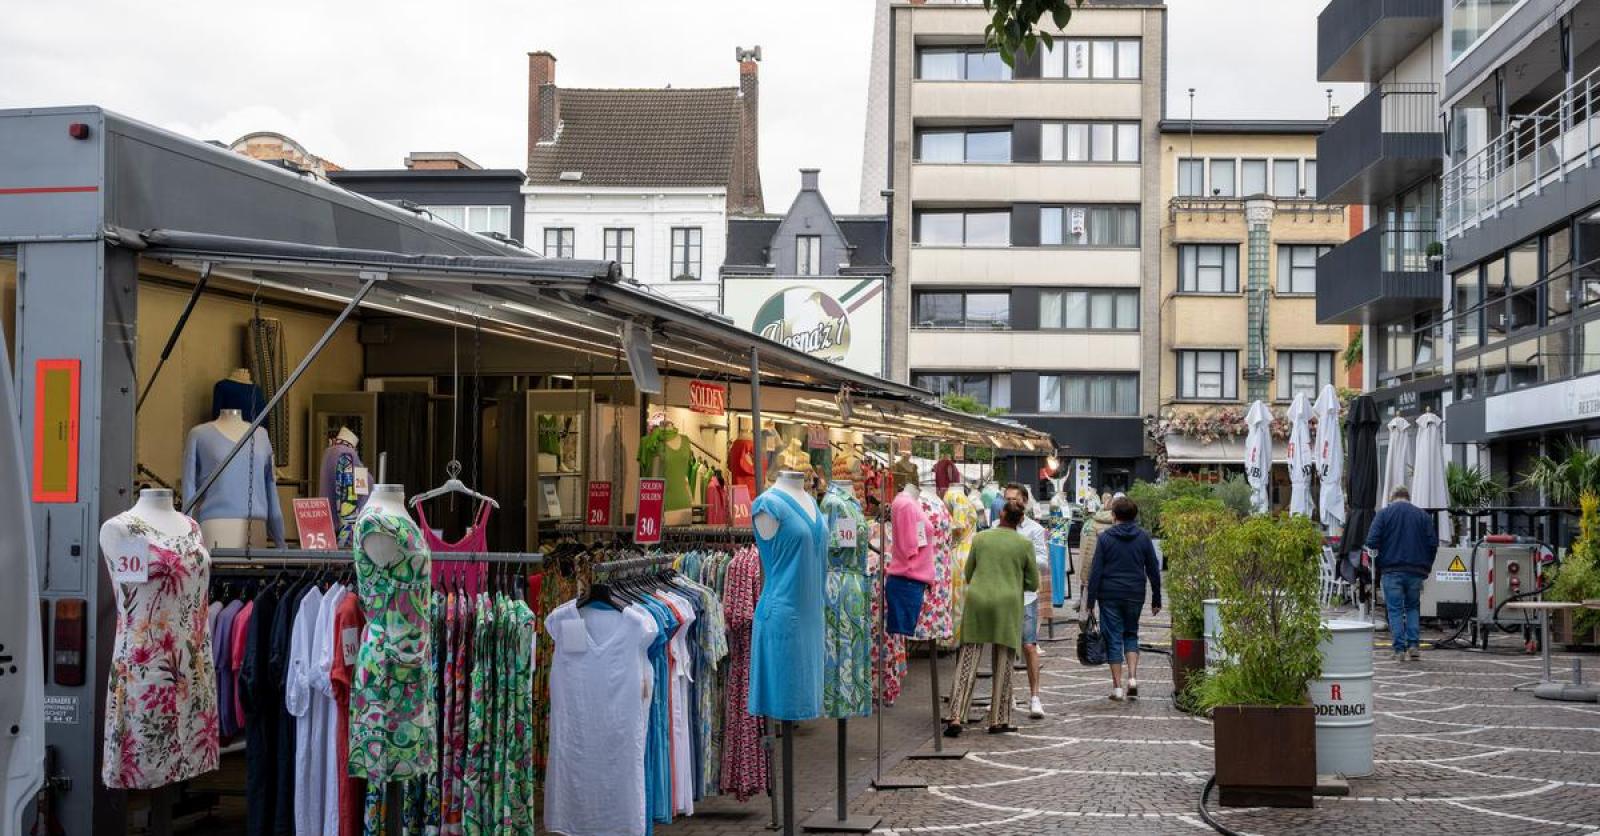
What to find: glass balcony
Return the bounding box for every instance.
[1317,83,1442,205]
[1317,223,1443,325]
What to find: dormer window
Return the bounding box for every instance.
[797,235,821,276]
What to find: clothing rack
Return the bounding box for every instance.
[209,547,546,566]
[548,523,756,540]
[591,554,681,575]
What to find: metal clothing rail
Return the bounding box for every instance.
[548,523,755,540]
[591,554,680,574]
[209,547,545,566]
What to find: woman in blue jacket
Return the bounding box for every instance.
[1085,497,1162,701]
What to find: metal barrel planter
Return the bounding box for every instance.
[1309,619,1375,777]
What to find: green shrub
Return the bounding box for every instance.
[1126,477,1213,538]
[1210,475,1255,518]
[1551,493,1600,634]
[1163,498,1232,640]
[1194,514,1326,709]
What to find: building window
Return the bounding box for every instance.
[914,210,1011,246]
[1272,159,1301,197]
[1276,245,1331,294]
[426,205,511,236]
[1039,373,1138,415]
[603,228,635,277]
[1209,159,1236,197]
[1454,266,1482,350]
[670,227,702,280]
[796,235,822,275]
[543,227,575,259]
[1304,160,1317,197]
[1044,38,1140,79]
[1041,122,1139,163]
[1039,289,1138,330]
[1241,159,1267,195]
[1178,350,1239,400]
[912,372,1011,410]
[1179,244,1240,293]
[913,290,1010,329]
[1276,351,1334,401]
[1040,205,1139,247]
[1451,0,1520,60]
[916,128,1012,163]
[1177,158,1204,197]
[917,47,1012,81]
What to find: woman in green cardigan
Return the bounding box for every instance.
[944,500,1040,735]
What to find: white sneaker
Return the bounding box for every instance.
[1110,687,1126,702]
[1029,696,1045,718]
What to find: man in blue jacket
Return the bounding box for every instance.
[1085,498,1162,701]
[1364,486,1439,661]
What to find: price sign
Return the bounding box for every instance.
[542,481,564,519]
[731,486,753,528]
[916,520,929,548]
[586,481,613,526]
[107,533,148,584]
[835,519,858,549]
[689,380,727,415]
[352,466,371,496]
[292,498,339,551]
[635,478,666,545]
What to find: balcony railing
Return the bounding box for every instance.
[1443,64,1600,240]
[1318,83,1441,205]
[1316,222,1442,324]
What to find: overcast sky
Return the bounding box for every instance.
[1,0,1362,214]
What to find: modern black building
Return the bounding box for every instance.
[329,152,527,247]
[1315,0,1448,445]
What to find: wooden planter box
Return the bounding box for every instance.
[1552,607,1600,648]
[1213,704,1316,808]
[1170,637,1206,713]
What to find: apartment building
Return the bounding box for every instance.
[1437,0,1600,507]
[524,49,765,312]
[1156,122,1352,491]
[330,152,526,246]
[884,0,1167,491]
[1314,0,1447,463]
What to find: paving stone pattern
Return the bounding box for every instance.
[662,615,1600,836]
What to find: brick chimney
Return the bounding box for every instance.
[730,46,764,214]
[528,51,558,169]
[404,151,481,170]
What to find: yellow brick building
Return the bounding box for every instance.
[1155,122,1352,490]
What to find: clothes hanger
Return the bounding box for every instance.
[410,460,500,510]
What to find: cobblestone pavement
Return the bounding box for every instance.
[851,620,1600,836]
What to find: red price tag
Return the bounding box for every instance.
[292,498,338,551]
[731,485,753,528]
[635,478,665,545]
[586,481,613,526]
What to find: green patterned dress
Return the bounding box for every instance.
[349,508,436,781]
[820,485,873,718]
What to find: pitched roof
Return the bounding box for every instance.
[528,87,742,188]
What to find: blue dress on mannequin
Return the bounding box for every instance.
[747,488,826,721]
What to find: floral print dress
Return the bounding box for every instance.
[820,486,872,718]
[942,488,979,646]
[912,495,955,641]
[102,513,219,789]
[868,523,908,706]
[349,507,436,782]
[720,546,768,801]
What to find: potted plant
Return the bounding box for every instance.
[1426,240,1444,268]
[1162,497,1234,712]
[1551,493,1600,646]
[1195,514,1326,808]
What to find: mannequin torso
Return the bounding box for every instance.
[754,470,816,538]
[360,484,409,567]
[211,408,250,443]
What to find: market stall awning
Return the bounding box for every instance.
[130,228,1053,452]
[1164,434,1288,465]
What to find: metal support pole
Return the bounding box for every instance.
[750,346,781,830]
[802,720,882,832]
[189,276,378,511]
[750,347,764,488]
[871,542,925,791]
[135,262,211,413]
[907,640,965,760]
[782,720,797,836]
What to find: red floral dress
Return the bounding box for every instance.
[720,546,769,800]
[102,513,219,788]
[913,495,955,641]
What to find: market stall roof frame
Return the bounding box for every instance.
[132,229,1051,452]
